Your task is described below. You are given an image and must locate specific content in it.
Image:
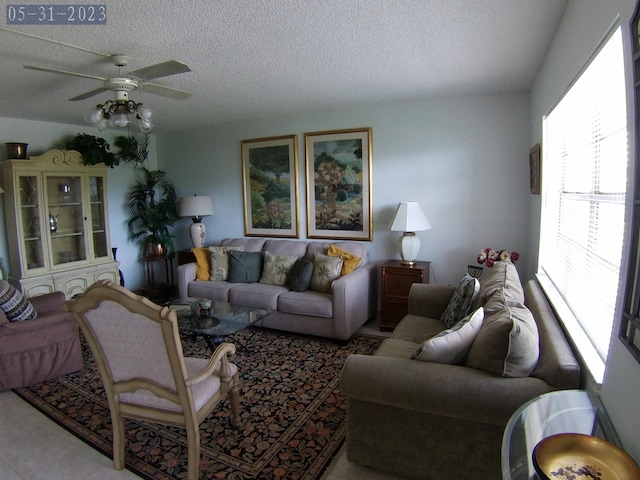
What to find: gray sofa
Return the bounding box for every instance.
[340,263,580,480]
[177,238,376,341]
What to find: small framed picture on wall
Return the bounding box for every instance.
[529,143,541,194]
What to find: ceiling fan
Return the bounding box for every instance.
[23,54,191,131]
[23,54,193,101]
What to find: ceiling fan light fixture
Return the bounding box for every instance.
[86,98,153,132]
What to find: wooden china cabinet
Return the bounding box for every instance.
[2,149,120,298]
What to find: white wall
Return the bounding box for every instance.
[158,92,533,287]
[0,117,158,290]
[530,0,640,462]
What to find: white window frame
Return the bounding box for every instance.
[538,24,628,384]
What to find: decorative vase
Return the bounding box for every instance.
[6,143,28,159]
[148,242,166,257]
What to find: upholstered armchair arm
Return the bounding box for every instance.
[407,283,456,318]
[177,262,197,299]
[341,354,555,426]
[29,291,66,315]
[331,263,376,340]
[185,342,236,386]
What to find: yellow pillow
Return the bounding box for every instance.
[328,244,361,275]
[191,247,210,281]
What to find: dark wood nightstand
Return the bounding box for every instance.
[380,260,430,331]
[177,248,196,265]
[138,253,177,305]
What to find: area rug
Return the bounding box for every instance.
[14,327,382,480]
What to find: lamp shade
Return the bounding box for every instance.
[390,202,431,232]
[179,195,214,218]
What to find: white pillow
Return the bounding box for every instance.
[412,307,484,364]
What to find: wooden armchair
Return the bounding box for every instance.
[65,280,241,480]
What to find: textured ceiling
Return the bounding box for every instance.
[0,0,568,133]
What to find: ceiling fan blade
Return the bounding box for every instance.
[69,87,109,101]
[24,65,106,82]
[128,60,191,81]
[140,82,192,100]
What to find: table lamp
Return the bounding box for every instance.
[390,201,432,265]
[179,195,214,248]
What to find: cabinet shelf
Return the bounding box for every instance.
[48,202,82,207]
[51,231,83,238]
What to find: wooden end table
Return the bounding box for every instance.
[380,259,430,331]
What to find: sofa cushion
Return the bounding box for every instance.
[0,280,37,322]
[328,244,361,275]
[228,283,287,310]
[375,338,420,360]
[412,307,484,364]
[228,251,263,283]
[476,260,524,307]
[221,237,266,252]
[191,247,211,281]
[310,253,343,293]
[264,239,309,258]
[391,315,446,344]
[188,280,237,303]
[208,246,245,281]
[440,274,480,328]
[278,290,333,318]
[259,251,297,286]
[288,258,314,292]
[466,288,539,377]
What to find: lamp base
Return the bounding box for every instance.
[189,219,206,248]
[399,232,420,265]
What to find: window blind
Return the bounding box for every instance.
[540,27,627,360]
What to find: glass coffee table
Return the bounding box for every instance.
[170,298,269,351]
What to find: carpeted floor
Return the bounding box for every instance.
[14,327,382,480]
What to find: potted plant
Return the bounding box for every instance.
[127,167,179,257]
[66,134,119,167]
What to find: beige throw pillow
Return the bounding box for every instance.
[412,307,484,364]
[310,253,343,293]
[259,251,298,286]
[208,246,245,281]
[466,288,539,377]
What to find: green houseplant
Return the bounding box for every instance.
[66,134,118,167]
[127,167,179,257]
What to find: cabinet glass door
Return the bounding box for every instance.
[17,175,45,271]
[46,175,87,266]
[89,175,108,259]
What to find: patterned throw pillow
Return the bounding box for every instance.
[208,246,245,281]
[288,258,314,292]
[327,244,361,275]
[0,280,37,322]
[228,251,264,283]
[310,253,343,293]
[440,274,480,328]
[412,307,484,364]
[259,251,298,286]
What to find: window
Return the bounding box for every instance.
[539,26,628,380]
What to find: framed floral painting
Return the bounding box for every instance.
[241,135,299,237]
[305,128,373,240]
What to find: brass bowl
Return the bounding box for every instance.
[533,433,640,480]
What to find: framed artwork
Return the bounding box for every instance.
[241,135,299,237]
[305,128,373,240]
[529,143,541,194]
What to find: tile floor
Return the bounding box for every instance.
[0,319,406,480]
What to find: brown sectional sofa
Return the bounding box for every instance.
[0,291,83,390]
[340,262,580,480]
[177,238,376,341]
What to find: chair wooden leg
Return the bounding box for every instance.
[229,373,241,428]
[112,414,126,470]
[186,425,201,480]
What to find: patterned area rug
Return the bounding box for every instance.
[14,327,382,480]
